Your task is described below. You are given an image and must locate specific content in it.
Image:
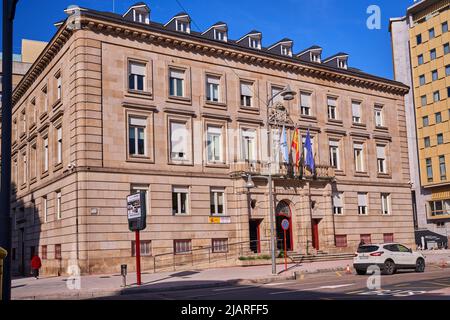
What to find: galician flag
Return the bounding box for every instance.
[291,128,301,168]
[280,126,289,164]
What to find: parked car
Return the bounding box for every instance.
[353,243,426,275]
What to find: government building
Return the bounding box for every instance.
[10,2,415,275]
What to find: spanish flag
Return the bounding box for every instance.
[291,128,301,168]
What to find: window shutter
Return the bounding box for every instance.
[242,128,256,139]
[129,117,147,127]
[208,126,222,135]
[358,193,367,206]
[327,97,337,106]
[354,143,363,150]
[171,122,187,154]
[329,140,339,147]
[207,76,220,85]
[352,102,361,117]
[301,92,311,106]
[333,193,343,207]
[377,146,386,159]
[130,62,146,76]
[241,82,253,96]
[170,69,185,79]
[173,186,188,194]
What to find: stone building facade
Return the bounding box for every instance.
[10,3,414,275]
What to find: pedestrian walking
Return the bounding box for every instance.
[31,254,42,279]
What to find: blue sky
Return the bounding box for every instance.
[4,0,416,79]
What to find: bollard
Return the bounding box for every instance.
[0,247,7,301]
[121,264,127,287]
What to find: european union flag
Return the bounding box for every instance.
[305,129,315,173]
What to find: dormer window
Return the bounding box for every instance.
[337,58,348,69]
[176,19,190,33]
[133,9,149,24]
[280,45,292,57]
[311,52,321,63]
[214,29,227,42]
[249,37,261,50]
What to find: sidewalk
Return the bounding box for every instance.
[12,250,450,300]
[12,259,352,300]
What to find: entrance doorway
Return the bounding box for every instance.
[275,201,293,251]
[249,219,262,253]
[312,219,321,250]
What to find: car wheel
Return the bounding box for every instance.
[356,269,366,275]
[415,258,425,273]
[383,260,396,275]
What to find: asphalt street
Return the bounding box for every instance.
[95,265,450,300]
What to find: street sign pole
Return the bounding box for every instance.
[284,229,287,271]
[135,230,141,286]
[281,219,289,272]
[1,0,19,302]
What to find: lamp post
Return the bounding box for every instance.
[1,0,19,301]
[246,86,296,275]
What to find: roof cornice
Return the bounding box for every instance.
[13,11,409,106]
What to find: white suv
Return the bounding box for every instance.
[353,243,426,275]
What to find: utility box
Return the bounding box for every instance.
[0,247,7,301]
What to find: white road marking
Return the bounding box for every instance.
[213,286,255,292]
[264,282,292,286]
[270,283,355,295]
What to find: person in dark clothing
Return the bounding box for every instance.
[31,254,42,279]
[358,240,365,248]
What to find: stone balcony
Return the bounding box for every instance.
[230,161,335,181]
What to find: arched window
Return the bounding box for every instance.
[276,201,291,217]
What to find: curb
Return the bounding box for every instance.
[14,265,350,300]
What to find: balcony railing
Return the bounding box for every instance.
[230,161,335,181]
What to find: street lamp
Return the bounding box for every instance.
[246,85,296,275]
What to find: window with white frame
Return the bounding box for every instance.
[333,192,344,215]
[338,58,347,69]
[174,240,192,254]
[381,193,391,215]
[170,121,188,161]
[327,97,337,120]
[240,82,253,107]
[56,73,62,101]
[169,69,185,97]
[212,239,228,253]
[271,86,283,105]
[241,128,257,162]
[56,191,62,220]
[280,45,291,56]
[249,37,261,49]
[329,140,340,170]
[352,101,362,124]
[42,86,48,113]
[21,110,26,135]
[30,143,37,180]
[210,188,225,216]
[206,76,220,102]
[56,127,62,164]
[207,126,223,163]
[377,145,387,174]
[128,116,146,156]
[214,29,226,41]
[358,193,368,215]
[311,52,321,63]
[300,92,312,116]
[354,143,364,172]
[43,137,49,173]
[128,61,146,91]
[21,152,27,185]
[43,196,48,223]
[31,98,37,125]
[375,106,384,127]
[176,20,189,33]
[131,240,152,257]
[131,184,149,215]
[172,186,189,215]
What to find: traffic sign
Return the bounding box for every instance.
[281,219,290,231]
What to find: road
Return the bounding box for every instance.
[96,265,450,300]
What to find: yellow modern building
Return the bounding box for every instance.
[391,0,450,245]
